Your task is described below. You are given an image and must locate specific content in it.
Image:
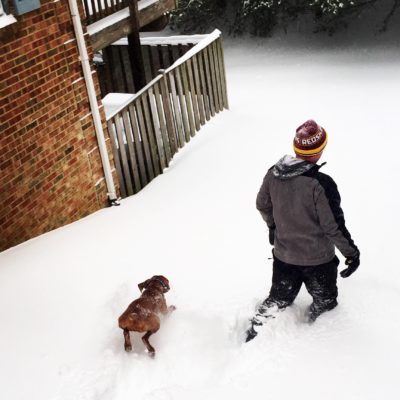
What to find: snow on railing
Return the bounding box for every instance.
[105,30,229,198]
[113,33,210,47]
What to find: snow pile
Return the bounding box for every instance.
[1,38,400,400]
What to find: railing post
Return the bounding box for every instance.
[159,70,178,157]
[217,37,229,110]
[128,0,147,91]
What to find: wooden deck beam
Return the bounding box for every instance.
[89,0,177,52]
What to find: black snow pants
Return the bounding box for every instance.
[262,254,339,321]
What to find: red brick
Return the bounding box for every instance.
[0,3,119,252]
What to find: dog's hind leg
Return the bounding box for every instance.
[123,329,132,352]
[142,329,159,358]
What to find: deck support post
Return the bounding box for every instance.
[128,0,147,91]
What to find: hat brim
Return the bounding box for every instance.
[293,133,328,156]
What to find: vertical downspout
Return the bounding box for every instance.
[68,0,118,203]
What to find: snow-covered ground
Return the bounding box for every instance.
[1,35,400,400]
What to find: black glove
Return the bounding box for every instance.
[269,228,275,245]
[340,253,360,278]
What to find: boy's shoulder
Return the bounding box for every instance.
[303,168,338,190]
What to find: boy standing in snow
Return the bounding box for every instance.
[246,120,360,342]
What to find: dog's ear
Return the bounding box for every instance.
[138,279,150,292]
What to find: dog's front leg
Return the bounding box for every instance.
[167,305,176,313]
[161,303,176,315]
[123,329,132,352]
[160,297,176,315]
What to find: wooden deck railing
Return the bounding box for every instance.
[82,0,129,24]
[98,35,212,96]
[106,30,229,198]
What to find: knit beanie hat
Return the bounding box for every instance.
[293,120,328,157]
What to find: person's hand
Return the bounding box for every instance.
[340,253,360,278]
[269,228,275,245]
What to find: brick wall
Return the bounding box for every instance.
[0,0,119,252]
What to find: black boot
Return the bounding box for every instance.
[245,318,263,342]
[244,302,279,342]
[245,325,258,342]
[306,299,338,323]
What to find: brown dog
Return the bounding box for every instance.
[118,275,176,357]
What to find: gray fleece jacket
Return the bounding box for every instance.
[256,155,359,266]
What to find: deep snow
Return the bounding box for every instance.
[1,35,400,400]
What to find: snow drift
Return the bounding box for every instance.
[1,35,400,400]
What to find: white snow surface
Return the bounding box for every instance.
[1,36,400,400]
